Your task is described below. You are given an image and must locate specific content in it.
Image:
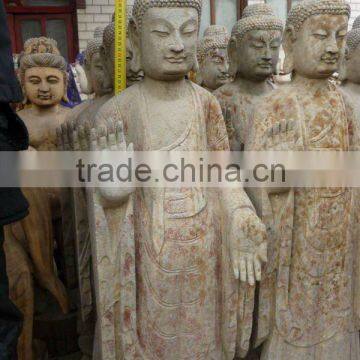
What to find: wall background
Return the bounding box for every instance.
[77,0,360,52]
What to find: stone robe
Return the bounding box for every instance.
[246,79,360,360]
[214,80,274,151]
[89,82,256,359]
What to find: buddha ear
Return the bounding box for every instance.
[191,52,199,73]
[228,37,238,78]
[62,73,69,102]
[338,47,349,81]
[195,64,203,85]
[283,25,296,75]
[129,19,142,72]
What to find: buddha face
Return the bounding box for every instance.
[231,29,281,81]
[24,67,65,107]
[344,44,360,84]
[138,7,198,81]
[290,14,348,78]
[87,52,113,96]
[200,47,230,90]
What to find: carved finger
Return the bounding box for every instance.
[246,255,255,286]
[239,257,247,283]
[97,125,107,150]
[258,242,268,263]
[266,127,273,149]
[115,121,127,151]
[254,257,262,282]
[89,128,98,151]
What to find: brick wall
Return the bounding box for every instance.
[77,0,115,51]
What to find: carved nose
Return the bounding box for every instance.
[170,33,185,53]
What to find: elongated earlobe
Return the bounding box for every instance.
[228,37,238,78]
[283,25,296,75]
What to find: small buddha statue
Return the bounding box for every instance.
[196,25,230,92]
[84,0,267,358]
[246,1,360,359]
[214,3,283,151]
[18,37,70,151]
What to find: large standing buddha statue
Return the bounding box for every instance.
[247,0,360,359]
[84,0,268,358]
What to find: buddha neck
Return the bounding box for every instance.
[291,73,329,91]
[142,76,190,101]
[234,76,270,95]
[31,103,61,117]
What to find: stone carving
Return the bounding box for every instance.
[214,3,283,151]
[246,1,360,359]
[340,28,360,115]
[5,37,70,360]
[80,0,267,358]
[353,14,360,29]
[196,25,230,92]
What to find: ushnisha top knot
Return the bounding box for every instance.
[23,37,60,55]
[242,3,276,18]
[132,0,202,29]
[352,14,360,29]
[346,28,360,55]
[197,25,229,63]
[85,39,103,65]
[286,0,350,33]
[231,4,283,42]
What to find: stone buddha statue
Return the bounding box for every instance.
[5,37,69,360]
[246,1,360,359]
[18,37,70,150]
[83,0,267,358]
[196,25,230,92]
[339,27,360,117]
[214,4,283,151]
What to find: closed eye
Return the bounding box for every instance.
[152,30,170,37]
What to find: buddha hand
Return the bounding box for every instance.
[229,207,267,286]
[89,121,135,207]
[264,119,302,150]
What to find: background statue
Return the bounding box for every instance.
[82,0,267,358]
[340,24,360,116]
[196,25,230,92]
[5,37,70,360]
[246,1,360,359]
[214,3,283,152]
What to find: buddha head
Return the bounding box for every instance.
[20,37,68,107]
[339,28,360,83]
[228,4,283,82]
[101,5,144,88]
[131,0,202,81]
[197,25,230,91]
[84,39,113,96]
[283,0,350,79]
[352,14,360,29]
